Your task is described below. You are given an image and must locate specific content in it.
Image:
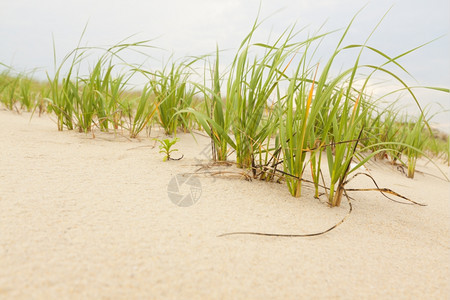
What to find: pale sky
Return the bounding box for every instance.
[1,0,449,128]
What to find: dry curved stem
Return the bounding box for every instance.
[209,171,252,181]
[194,161,235,170]
[217,164,426,238]
[218,190,353,238]
[261,136,372,171]
[256,158,425,206]
[189,162,252,181]
[344,172,427,206]
[190,151,426,237]
[187,171,252,181]
[168,154,184,161]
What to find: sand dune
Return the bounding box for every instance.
[0,109,449,299]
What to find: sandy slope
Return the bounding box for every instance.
[0,109,449,299]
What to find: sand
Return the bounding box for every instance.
[0,109,449,299]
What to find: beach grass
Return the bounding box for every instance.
[0,11,449,205]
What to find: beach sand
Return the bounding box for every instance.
[0,109,449,299]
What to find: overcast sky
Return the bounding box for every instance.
[1,0,449,129]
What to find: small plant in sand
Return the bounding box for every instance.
[156,137,180,161]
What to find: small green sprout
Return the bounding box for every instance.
[156,138,182,161]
